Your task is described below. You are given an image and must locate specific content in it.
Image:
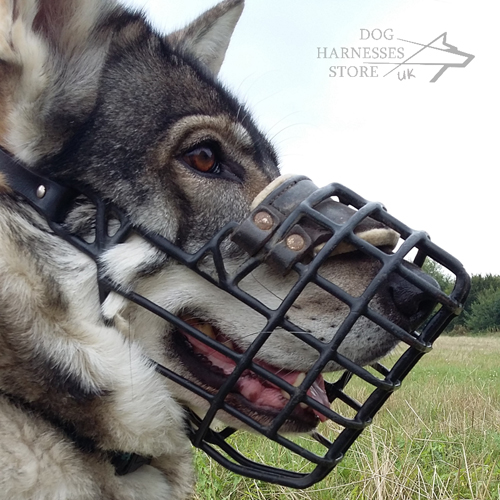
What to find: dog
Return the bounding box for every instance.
[0,1,438,498]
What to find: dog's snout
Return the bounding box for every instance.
[388,269,439,328]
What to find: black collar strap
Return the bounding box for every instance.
[0,147,77,223]
[0,147,134,303]
[0,149,152,476]
[110,452,152,476]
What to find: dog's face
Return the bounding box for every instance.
[0,0,433,442]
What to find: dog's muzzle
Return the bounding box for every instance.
[0,149,470,488]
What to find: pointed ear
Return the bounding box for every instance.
[0,0,117,160]
[166,0,244,75]
[0,0,116,71]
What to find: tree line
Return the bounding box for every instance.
[422,260,500,334]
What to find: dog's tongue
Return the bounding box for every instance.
[235,369,329,422]
[184,329,330,422]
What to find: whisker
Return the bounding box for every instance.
[249,271,285,302]
[236,328,315,342]
[268,121,310,145]
[128,311,134,401]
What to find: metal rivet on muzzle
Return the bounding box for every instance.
[253,210,274,231]
[286,233,306,251]
[36,185,46,199]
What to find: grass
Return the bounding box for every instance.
[193,336,500,499]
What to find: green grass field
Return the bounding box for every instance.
[193,336,500,499]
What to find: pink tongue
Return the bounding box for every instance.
[185,332,330,422]
[307,377,329,423]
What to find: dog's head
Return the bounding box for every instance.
[0,0,469,488]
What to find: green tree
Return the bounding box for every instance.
[419,264,500,334]
[421,259,454,295]
[453,274,500,328]
[465,287,500,332]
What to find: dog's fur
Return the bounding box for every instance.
[0,1,423,498]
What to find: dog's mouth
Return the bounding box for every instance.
[173,317,330,431]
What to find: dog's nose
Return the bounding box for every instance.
[387,267,439,329]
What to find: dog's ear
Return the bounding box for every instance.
[166,0,244,75]
[0,0,117,161]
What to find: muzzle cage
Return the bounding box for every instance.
[0,148,470,489]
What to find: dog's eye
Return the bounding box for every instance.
[182,145,220,174]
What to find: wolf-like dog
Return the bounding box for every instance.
[0,1,437,498]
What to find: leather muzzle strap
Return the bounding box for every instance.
[232,175,397,271]
[0,147,77,222]
[0,149,151,476]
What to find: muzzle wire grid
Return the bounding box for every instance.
[103,178,469,488]
[0,149,470,489]
[131,179,470,488]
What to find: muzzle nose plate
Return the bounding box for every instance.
[234,175,399,271]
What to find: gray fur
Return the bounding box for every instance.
[0,1,419,498]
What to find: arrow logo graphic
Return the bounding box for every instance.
[365,33,474,82]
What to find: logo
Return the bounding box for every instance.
[318,29,474,82]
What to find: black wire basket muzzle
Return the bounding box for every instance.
[0,150,471,489]
[157,175,470,487]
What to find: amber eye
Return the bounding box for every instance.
[182,145,220,174]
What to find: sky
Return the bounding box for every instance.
[119,0,498,277]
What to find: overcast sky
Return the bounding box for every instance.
[119,0,497,277]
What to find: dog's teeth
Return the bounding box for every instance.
[197,323,216,339]
[222,340,234,350]
[281,390,290,400]
[293,372,306,387]
[299,403,308,409]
